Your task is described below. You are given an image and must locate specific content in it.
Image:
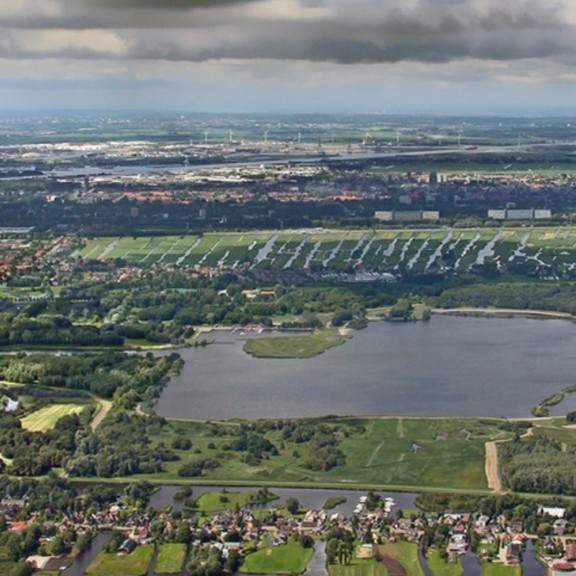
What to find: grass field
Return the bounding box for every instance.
[240,540,314,574]
[86,545,155,576]
[378,541,424,576]
[427,550,462,576]
[20,403,89,432]
[117,416,517,491]
[243,330,346,359]
[155,543,188,574]
[193,490,278,512]
[481,563,521,576]
[79,226,576,276]
[329,559,388,576]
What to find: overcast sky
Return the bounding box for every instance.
[1,0,576,114]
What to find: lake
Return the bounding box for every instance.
[156,316,576,420]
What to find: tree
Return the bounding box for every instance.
[286,497,300,515]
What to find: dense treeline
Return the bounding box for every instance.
[67,412,176,478]
[0,412,88,476]
[0,352,182,410]
[499,436,576,495]
[433,282,576,314]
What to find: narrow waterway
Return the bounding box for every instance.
[62,532,112,576]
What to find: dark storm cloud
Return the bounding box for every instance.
[92,0,254,8]
[0,0,575,65]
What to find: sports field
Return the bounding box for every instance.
[79,227,576,275]
[21,403,88,432]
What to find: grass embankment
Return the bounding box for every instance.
[481,563,521,576]
[86,545,155,576]
[243,330,346,359]
[329,559,388,576]
[240,540,314,574]
[192,490,278,513]
[155,543,188,574]
[378,541,424,576]
[427,550,462,576]
[20,403,89,432]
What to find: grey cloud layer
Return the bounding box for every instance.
[0,0,574,65]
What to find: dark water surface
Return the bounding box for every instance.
[156,316,576,420]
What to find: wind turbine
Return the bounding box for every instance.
[229,130,233,144]
[264,129,270,143]
[203,130,209,144]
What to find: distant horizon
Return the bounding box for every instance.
[2,107,576,118]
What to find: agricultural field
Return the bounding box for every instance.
[240,540,314,574]
[155,543,188,574]
[378,541,424,576]
[20,403,89,432]
[329,559,388,576]
[86,545,155,576]
[79,227,576,276]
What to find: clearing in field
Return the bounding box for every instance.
[21,403,88,432]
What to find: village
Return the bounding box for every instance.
[1,481,575,576]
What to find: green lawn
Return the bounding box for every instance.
[241,540,314,574]
[86,545,155,576]
[427,550,462,576]
[243,330,346,359]
[155,543,188,574]
[329,559,388,576]
[481,563,521,576]
[378,541,424,576]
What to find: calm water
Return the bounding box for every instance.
[156,316,576,420]
[150,485,417,516]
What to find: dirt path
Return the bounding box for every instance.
[378,555,407,576]
[485,441,502,492]
[90,398,112,431]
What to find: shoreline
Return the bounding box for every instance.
[432,307,575,320]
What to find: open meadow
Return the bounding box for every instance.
[86,545,154,576]
[113,416,522,492]
[240,540,314,574]
[20,403,89,432]
[79,226,576,276]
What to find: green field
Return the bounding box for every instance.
[378,541,424,576]
[79,226,576,277]
[155,543,188,574]
[193,490,278,512]
[329,559,388,576]
[115,416,518,491]
[427,550,462,576]
[243,330,346,359]
[481,563,521,576]
[20,403,89,432]
[86,545,155,576]
[240,540,314,574]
